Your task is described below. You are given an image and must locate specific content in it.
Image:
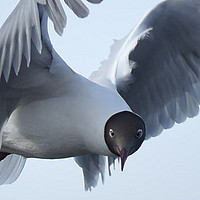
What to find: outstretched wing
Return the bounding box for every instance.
[0,0,102,185]
[91,0,200,139]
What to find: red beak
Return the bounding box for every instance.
[120,148,128,171]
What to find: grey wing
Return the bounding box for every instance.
[0,0,102,185]
[117,0,200,139]
[92,0,200,139]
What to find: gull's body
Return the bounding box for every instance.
[2,69,130,158]
[0,0,200,194]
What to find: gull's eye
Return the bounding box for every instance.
[136,129,143,139]
[109,129,115,138]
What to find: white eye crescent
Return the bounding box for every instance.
[109,129,115,138]
[136,129,143,139]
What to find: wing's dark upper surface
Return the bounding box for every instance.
[117,0,200,139]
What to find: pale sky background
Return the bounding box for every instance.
[0,0,200,200]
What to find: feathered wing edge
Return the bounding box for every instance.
[89,25,152,90]
[0,0,64,82]
[0,0,103,82]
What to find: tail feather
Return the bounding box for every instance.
[75,154,118,190]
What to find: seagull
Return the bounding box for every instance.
[0,0,199,191]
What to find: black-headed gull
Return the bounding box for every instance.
[0,0,199,191]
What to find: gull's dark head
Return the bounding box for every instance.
[104,111,145,170]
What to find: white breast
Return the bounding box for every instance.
[1,75,131,159]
